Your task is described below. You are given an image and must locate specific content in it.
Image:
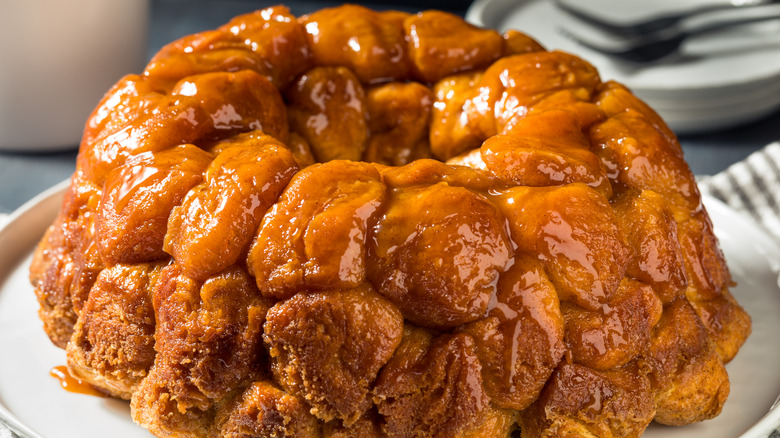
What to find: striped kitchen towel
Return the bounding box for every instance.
[698,141,780,242]
[0,424,16,438]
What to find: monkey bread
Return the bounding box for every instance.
[29,4,751,437]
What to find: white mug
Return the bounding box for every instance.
[0,0,149,151]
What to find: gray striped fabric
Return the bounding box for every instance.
[698,141,780,242]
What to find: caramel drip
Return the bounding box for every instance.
[50,366,107,398]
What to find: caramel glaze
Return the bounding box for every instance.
[28,4,751,438]
[50,366,107,398]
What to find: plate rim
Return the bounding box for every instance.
[0,180,67,438]
[0,182,778,437]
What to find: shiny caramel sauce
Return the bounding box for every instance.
[50,365,107,398]
[25,4,752,436]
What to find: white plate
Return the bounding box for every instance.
[1,184,780,437]
[466,0,780,134]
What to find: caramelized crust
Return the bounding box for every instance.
[215,381,321,438]
[30,216,79,347]
[368,182,512,328]
[165,138,298,281]
[494,184,630,311]
[645,299,730,425]
[501,30,545,56]
[322,410,383,438]
[248,161,385,300]
[30,176,103,346]
[404,10,503,83]
[613,190,688,304]
[373,329,490,437]
[302,5,411,84]
[29,4,751,438]
[458,255,565,411]
[363,81,433,166]
[131,264,270,437]
[429,71,485,158]
[264,285,403,424]
[520,362,656,438]
[481,109,610,197]
[96,144,213,265]
[66,263,163,399]
[145,6,311,90]
[562,278,663,371]
[472,51,601,138]
[286,66,369,162]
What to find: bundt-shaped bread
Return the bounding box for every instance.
[29,4,751,437]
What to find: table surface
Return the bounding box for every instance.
[1,0,779,215]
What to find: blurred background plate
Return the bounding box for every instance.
[466,0,780,134]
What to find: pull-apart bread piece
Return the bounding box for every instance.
[29,4,750,437]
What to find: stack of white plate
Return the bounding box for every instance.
[466,0,780,134]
